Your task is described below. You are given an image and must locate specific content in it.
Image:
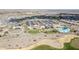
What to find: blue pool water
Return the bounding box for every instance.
[58,26,70,33]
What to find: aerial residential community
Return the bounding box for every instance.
[0,10,79,50]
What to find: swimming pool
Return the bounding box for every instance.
[58,26,70,33]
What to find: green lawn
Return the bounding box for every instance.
[31,45,59,50]
[31,44,79,50]
[28,29,40,34]
[63,43,79,50]
[27,28,58,34]
[69,37,79,49]
[43,29,59,34]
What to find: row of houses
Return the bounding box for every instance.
[0,13,79,33]
[59,13,79,20]
[1,13,78,27]
[26,19,53,29]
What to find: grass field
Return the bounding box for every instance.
[70,37,79,49]
[27,28,58,34]
[28,29,40,34]
[31,44,79,50]
[31,45,59,50]
[63,43,79,50]
[43,29,58,34]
